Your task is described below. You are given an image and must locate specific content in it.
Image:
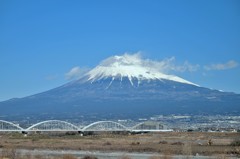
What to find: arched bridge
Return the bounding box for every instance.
[26,120,79,132]
[0,120,173,132]
[82,121,128,132]
[0,120,23,132]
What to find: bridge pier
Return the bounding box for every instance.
[21,131,28,134]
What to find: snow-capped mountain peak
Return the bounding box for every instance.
[85,54,198,86]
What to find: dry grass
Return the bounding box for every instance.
[182,143,192,158]
[0,151,96,159]
[0,132,239,157]
[0,147,18,159]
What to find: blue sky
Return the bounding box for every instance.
[0,0,240,101]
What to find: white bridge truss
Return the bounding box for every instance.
[26,120,79,132]
[82,121,128,131]
[0,120,173,132]
[0,120,23,132]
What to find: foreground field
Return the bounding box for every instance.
[0,132,240,158]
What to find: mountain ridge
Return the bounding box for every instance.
[0,54,239,120]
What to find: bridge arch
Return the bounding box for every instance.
[132,121,165,130]
[0,120,23,131]
[26,120,79,131]
[82,121,128,131]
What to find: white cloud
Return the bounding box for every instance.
[147,57,200,73]
[103,53,199,73]
[100,52,143,67]
[65,53,200,81]
[204,60,238,71]
[64,53,238,81]
[177,61,200,72]
[65,66,90,80]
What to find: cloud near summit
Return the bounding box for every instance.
[204,60,238,71]
[98,53,238,73]
[99,53,199,74]
[65,53,238,81]
[65,53,201,81]
[65,66,90,80]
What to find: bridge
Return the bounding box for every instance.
[0,120,173,133]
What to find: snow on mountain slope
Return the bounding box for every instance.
[1,53,240,119]
[85,54,198,86]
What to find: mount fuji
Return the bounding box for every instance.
[1,54,240,119]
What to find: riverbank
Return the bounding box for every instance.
[0,132,239,158]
